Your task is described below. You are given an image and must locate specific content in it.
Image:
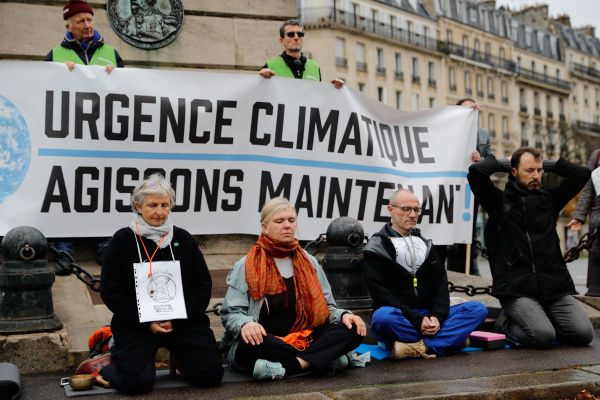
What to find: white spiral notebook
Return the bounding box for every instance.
[133,260,187,323]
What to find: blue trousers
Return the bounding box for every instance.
[371,302,487,356]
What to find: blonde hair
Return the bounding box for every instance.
[131,174,176,212]
[260,197,296,224]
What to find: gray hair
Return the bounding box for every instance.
[260,197,296,224]
[390,188,416,204]
[131,174,175,212]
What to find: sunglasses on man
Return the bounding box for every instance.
[285,31,305,38]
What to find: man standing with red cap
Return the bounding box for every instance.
[45,0,124,73]
[45,0,123,274]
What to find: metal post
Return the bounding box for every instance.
[0,226,62,333]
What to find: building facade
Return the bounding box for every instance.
[300,0,443,111]
[299,0,600,162]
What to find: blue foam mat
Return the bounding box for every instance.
[355,342,512,360]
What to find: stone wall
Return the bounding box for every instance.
[0,0,297,70]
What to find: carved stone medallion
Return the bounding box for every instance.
[107,0,184,49]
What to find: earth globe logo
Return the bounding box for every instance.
[0,95,31,204]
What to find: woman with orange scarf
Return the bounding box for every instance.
[220,197,366,380]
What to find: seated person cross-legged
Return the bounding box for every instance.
[220,197,366,380]
[361,189,487,359]
[98,174,224,394]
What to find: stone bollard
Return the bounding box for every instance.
[0,226,62,333]
[321,217,372,309]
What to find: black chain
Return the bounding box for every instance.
[206,302,222,315]
[473,240,488,260]
[448,281,492,296]
[303,233,327,255]
[49,245,101,292]
[564,228,599,263]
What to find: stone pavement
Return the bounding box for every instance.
[3,253,600,399]
[14,329,600,399]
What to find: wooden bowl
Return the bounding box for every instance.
[69,374,95,390]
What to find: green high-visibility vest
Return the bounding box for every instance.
[52,44,117,66]
[266,56,321,81]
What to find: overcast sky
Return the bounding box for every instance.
[495,0,599,32]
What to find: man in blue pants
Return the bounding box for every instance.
[360,189,487,359]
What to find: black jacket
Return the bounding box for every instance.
[101,226,212,331]
[360,224,449,331]
[467,156,590,301]
[45,30,125,67]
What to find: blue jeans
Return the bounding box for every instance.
[497,295,593,348]
[371,302,488,356]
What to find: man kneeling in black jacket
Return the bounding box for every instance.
[467,147,594,348]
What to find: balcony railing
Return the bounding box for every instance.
[465,88,472,95]
[534,108,541,116]
[520,105,528,113]
[394,71,404,80]
[488,93,495,100]
[502,96,509,103]
[521,139,529,147]
[437,43,516,72]
[336,57,347,67]
[376,66,386,76]
[503,132,510,140]
[412,75,421,84]
[559,114,566,121]
[428,78,436,88]
[356,62,367,72]
[570,62,600,80]
[546,111,553,119]
[516,67,571,90]
[302,7,442,52]
[477,90,484,97]
[449,83,457,92]
[575,121,600,133]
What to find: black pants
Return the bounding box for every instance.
[101,319,224,395]
[235,322,363,376]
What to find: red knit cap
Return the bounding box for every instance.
[63,0,94,20]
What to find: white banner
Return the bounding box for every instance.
[0,61,477,244]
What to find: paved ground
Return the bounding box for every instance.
[6,254,600,399]
[17,329,600,399]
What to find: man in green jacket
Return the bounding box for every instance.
[45,0,124,74]
[45,0,122,274]
[260,19,344,89]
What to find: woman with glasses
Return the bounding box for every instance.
[361,189,487,360]
[97,174,223,393]
[220,197,365,380]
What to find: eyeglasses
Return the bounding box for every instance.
[285,31,305,38]
[390,205,421,214]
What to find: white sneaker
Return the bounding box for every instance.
[252,359,286,380]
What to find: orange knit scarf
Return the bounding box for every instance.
[245,234,330,332]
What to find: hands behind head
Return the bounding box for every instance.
[421,316,440,336]
[342,313,367,336]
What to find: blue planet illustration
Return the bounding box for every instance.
[0,95,31,204]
